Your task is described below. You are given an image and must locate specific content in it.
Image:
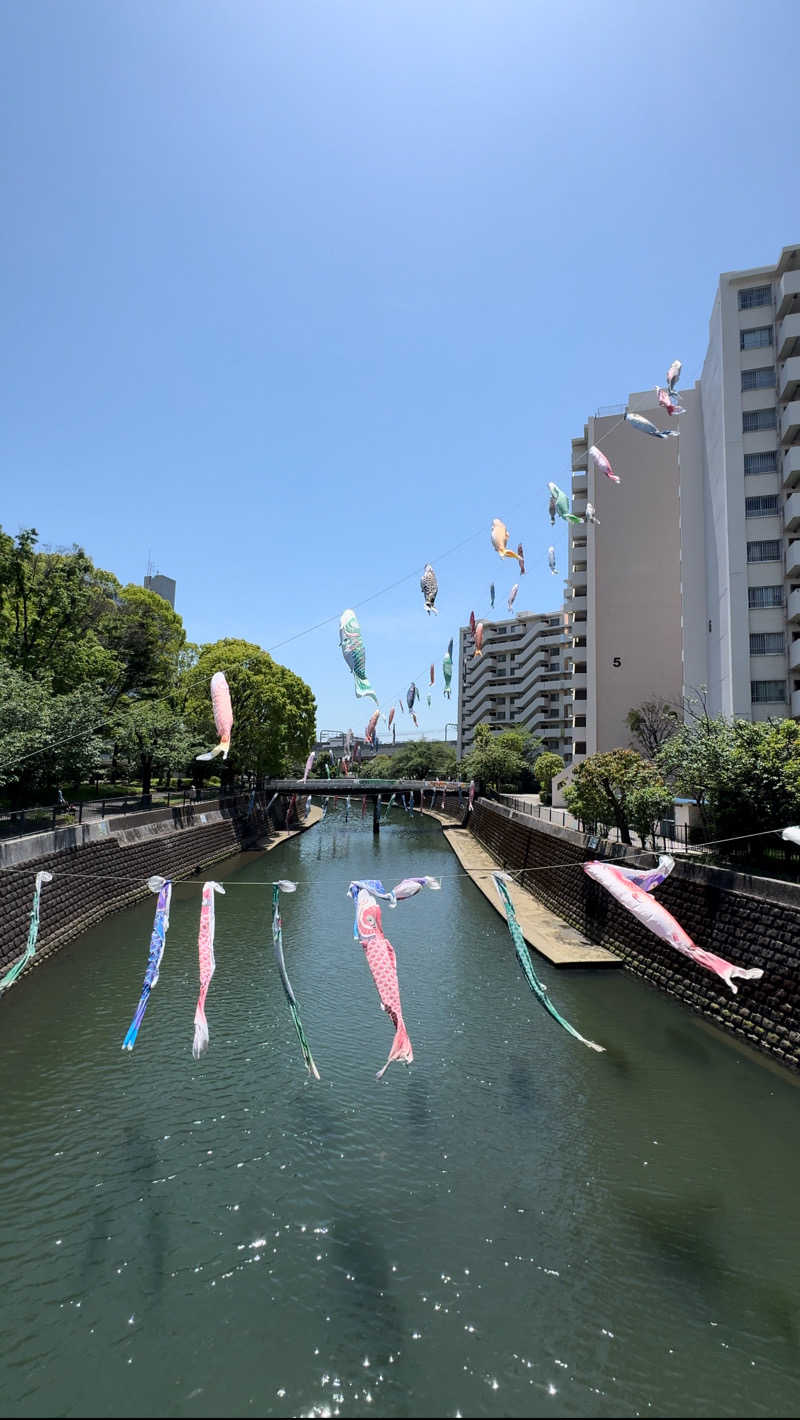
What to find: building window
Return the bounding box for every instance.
[751,679,786,703]
[748,585,784,608]
[741,326,773,350]
[739,285,772,310]
[745,494,779,517]
[743,408,777,432]
[747,540,781,562]
[744,451,778,475]
[742,367,776,390]
[750,632,785,655]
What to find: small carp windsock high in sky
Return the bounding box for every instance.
[490,518,524,565]
[548,546,557,576]
[443,639,453,697]
[196,671,234,761]
[666,359,682,395]
[657,387,686,416]
[490,582,495,608]
[339,609,378,703]
[473,622,484,658]
[585,501,600,524]
[507,583,519,612]
[365,710,379,747]
[420,564,439,614]
[547,482,583,524]
[589,445,620,483]
[624,410,678,440]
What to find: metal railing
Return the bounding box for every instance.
[0,786,222,842]
[493,794,691,852]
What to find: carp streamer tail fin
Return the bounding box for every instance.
[376,1019,414,1079]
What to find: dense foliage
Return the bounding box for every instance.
[563,748,672,847]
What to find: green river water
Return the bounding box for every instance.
[0,808,799,1418]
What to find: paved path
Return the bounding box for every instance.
[441,826,619,969]
[266,804,323,849]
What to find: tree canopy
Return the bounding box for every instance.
[460,724,531,792]
[658,715,800,841]
[563,748,672,846]
[627,699,680,758]
[388,740,458,779]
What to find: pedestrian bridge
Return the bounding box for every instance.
[262,779,470,831]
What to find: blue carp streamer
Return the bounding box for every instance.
[492,874,605,1053]
[122,876,173,1050]
[0,870,53,995]
[271,882,320,1079]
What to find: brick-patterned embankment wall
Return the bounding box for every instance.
[0,810,244,985]
[470,798,800,1071]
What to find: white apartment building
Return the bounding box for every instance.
[566,388,698,759]
[456,610,573,762]
[565,242,800,762]
[696,245,800,719]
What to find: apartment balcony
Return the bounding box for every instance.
[782,446,800,488]
[781,401,800,444]
[785,491,800,530]
[571,672,588,691]
[571,597,587,617]
[793,689,800,718]
[572,473,587,496]
[788,588,800,622]
[571,439,588,471]
[790,638,800,672]
[779,358,800,404]
[777,269,800,319]
[778,313,800,361]
[787,541,800,578]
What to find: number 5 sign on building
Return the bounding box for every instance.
[612,657,622,668]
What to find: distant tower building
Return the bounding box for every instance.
[144,573,176,609]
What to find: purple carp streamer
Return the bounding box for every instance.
[339,609,378,703]
[122,876,173,1050]
[0,870,52,996]
[420,564,439,614]
[625,410,678,440]
[583,860,764,994]
[197,671,234,761]
[271,881,320,1079]
[492,874,605,1051]
[193,881,225,1058]
[392,876,441,899]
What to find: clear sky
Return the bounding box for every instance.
[2,1,798,740]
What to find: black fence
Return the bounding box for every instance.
[0,786,222,842]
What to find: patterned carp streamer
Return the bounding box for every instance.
[583,860,764,994]
[656,386,686,416]
[420,564,439,614]
[365,709,379,747]
[490,518,524,565]
[339,609,378,703]
[666,358,682,394]
[492,874,605,1051]
[589,446,620,483]
[585,501,600,524]
[625,410,678,439]
[121,876,173,1050]
[490,582,495,608]
[271,882,320,1079]
[507,583,519,612]
[473,621,484,658]
[192,881,225,1058]
[392,876,441,899]
[0,870,52,996]
[302,751,315,783]
[196,671,234,761]
[355,888,414,1079]
[548,482,583,524]
[548,546,557,576]
[443,639,453,697]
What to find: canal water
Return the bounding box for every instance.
[1,810,799,1419]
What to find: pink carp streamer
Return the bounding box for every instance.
[355,888,414,1078]
[302,751,315,783]
[192,881,225,1058]
[589,445,620,483]
[583,861,764,994]
[196,671,234,761]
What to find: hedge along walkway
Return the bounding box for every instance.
[441,826,620,968]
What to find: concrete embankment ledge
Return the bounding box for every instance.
[441,824,620,967]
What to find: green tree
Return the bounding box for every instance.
[563,748,671,846]
[0,659,109,805]
[184,638,316,782]
[627,699,680,758]
[460,723,529,791]
[658,715,800,841]
[390,740,458,779]
[364,754,395,778]
[100,584,186,699]
[114,700,196,798]
[533,751,564,803]
[0,527,120,692]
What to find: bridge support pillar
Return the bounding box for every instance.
[372,796,380,835]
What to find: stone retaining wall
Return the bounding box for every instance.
[0,810,244,986]
[470,798,800,1071]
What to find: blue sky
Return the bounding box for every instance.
[2,1,798,740]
